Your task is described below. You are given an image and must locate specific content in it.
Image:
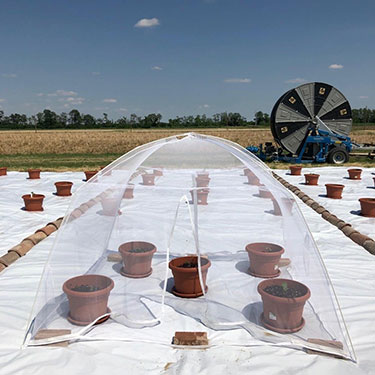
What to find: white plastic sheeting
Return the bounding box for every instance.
[22,134,353,359]
[0,167,374,374]
[0,171,85,256]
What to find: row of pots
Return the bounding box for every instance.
[290,165,364,180]
[289,167,375,216]
[64,241,309,333]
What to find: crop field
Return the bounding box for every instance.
[0,127,375,170]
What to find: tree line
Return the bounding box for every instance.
[0,108,373,130]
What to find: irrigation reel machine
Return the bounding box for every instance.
[247,82,372,164]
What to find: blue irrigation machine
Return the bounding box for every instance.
[247,82,355,164]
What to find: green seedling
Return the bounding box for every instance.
[281,282,288,292]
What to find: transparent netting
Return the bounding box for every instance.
[24,133,355,360]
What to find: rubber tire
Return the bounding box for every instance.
[327,147,349,164]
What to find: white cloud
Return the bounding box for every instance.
[103,98,117,103]
[118,108,128,112]
[224,78,251,83]
[203,104,210,108]
[59,96,85,106]
[2,73,17,78]
[47,90,78,97]
[359,96,369,99]
[285,78,306,84]
[152,66,163,71]
[92,72,100,76]
[0,99,5,103]
[134,18,160,28]
[36,93,44,97]
[329,64,344,70]
[94,106,109,111]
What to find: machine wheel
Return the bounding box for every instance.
[327,147,349,164]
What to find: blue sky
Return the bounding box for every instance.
[0,0,374,120]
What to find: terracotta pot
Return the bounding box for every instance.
[272,197,295,216]
[123,184,134,199]
[196,176,210,188]
[118,241,157,278]
[246,243,284,278]
[325,184,344,199]
[197,171,209,178]
[28,169,41,179]
[100,166,112,176]
[101,197,120,216]
[22,194,45,211]
[169,256,211,298]
[257,278,311,333]
[359,198,375,217]
[0,167,7,176]
[304,173,319,185]
[142,174,155,185]
[63,274,114,326]
[247,174,260,186]
[55,181,73,196]
[190,188,209,205]
[347,168,362,180]
[243,168,251,176]
[153,168,163,176]
[84,170,98,181]
[289,166,302,176]
[258,185,273,199]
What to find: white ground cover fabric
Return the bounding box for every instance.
[0,171,85,256]
[0,168,374,374]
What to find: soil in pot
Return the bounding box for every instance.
[304,174,320,185]
[118,241,157,278]
[359,198,375,217]
[325,184,344,199]
[348,168,362,180]
[190,188,209,205]
[28,169,41,179]
[195,176,210,188]
[257,278,310,333]
[289,166,302,176]
[169,255,211,298]
[22,194,45,211]
[55,181,73,196]
[84,170,98,181]
[246,243,284,278]
[63,274,114,326]
[0,167,7,176]
[123,184,134,199]
[142,174,155,186]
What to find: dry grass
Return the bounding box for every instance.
[1,128,375,170]
[0,128,273,155]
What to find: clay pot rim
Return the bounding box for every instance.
[290,166,302,170]
[359,198,375,203]
[304,173,320,177]
[22,194,45,199]
[348,168,362,172]
[143,173,155,177]
[63,274,114,297]
[257,278,311,303]
[118,241,157,257]
[28,169,41,172]
[325,184,345,188]
[55,181,73,187]
[85,170,98,174]
[0,167,7,170]
[246,242,284,257]
[169,255,211,273]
